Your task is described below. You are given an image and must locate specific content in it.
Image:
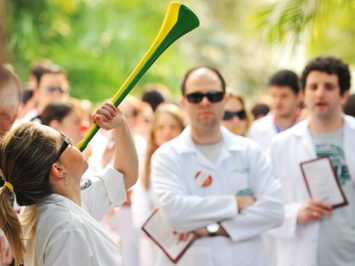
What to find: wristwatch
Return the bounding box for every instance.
[206,223,220,237]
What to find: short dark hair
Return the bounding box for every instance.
[301,56,351,95]
[269,70,300,94]
[344,94,355,117]
[33,64,68,88]
[180,66,226,95]
[142,90,164,112]
[21,87,34,104]
[40,100,75,126]
[251,103,270,119]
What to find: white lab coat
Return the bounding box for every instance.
[131,177,159,266]
[268,115,355,266]
[23,165,127,266]
[151,126,284,266]
[101,134,146,266]
[247,112,277,154]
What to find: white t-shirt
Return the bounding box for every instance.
[311,127,355,266]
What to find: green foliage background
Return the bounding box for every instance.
[5,0,355,104]
[5,0,283,105]
[6,0,198,102]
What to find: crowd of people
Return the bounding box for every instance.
[0,55,354,266]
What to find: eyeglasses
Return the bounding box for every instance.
[185,91,225,104]
[47,132,73,178]
[0,95,19,108]
[45,87,68,94]
[51,132,73,164]
[222,110,247,121]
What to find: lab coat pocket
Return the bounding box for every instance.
[179,246,213,266]
[226,168,251,196]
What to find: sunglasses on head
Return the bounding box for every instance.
[185,91,225,104]
[223,110,247,121]
[45,87,68,94]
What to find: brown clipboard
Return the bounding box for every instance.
[142,209,197,264]
[300,156,348,209]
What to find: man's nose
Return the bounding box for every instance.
[200,95,210,105]
[315,86,326,97]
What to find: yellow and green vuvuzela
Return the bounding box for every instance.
[77,2,199,152]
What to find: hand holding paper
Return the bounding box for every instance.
[300,156,348,213]
[297,199,333,223]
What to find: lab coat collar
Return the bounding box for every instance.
[287,117,315,158]
[343,114,355,183]
[290,113,355,137]
[173,126,243,170]
[175,125,243,154]
[343,113,355,131]
[41,194,87,216]
[288,114,355,183]
[253,112,276,134]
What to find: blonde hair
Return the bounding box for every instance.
[225,89,253,136]
[142,104,185,189]
[123,95,142,117]
[0,123,58,264]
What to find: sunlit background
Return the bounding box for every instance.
[2,0,355,104]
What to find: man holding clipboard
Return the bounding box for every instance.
[269,57,355,266]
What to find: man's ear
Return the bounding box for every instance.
[180,96,186,108]
[49,163,65,180]
[49,120,61,131]
[341,91,350,106]
[297,90,304,105]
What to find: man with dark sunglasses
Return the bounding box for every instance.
[151,66,283,266]
[248,70,303,153]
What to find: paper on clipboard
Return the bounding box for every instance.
[142,209,196,264]
[300,156,348,209]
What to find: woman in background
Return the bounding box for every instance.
[131,103,186,266]
[221,90,252,136]
[40,99,84,146]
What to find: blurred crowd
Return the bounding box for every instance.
[0,56,355,266]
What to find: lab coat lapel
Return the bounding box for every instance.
[295,119,316,160]
[343,115,355,184]
[175,126,236,171]
[215,127,240,167]
[176,126,216,171]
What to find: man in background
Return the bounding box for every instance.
[269,56,355,266]
[248,70,303,152]
[151,66,283,265]
[15,63,70,124]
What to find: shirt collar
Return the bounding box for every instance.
[174,125,243,154]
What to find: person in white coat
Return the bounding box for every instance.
[151,66,284,266]
[0,102,138,265]
[269,56,355,266]
[248,70,303,153]
[131,103,186,266]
